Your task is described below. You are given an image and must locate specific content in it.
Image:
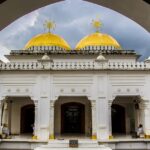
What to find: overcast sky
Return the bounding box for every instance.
[0,0,150,62]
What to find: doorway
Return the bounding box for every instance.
[21,104,35,134]
[111,104,126,134]
[61,102,85,134]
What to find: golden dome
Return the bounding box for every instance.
[75,32,121,50]
[24,33,71,50]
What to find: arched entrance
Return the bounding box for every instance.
[1,97,35,136]
[21,104,35,134]
[111,96,142,136]
[61,102,85,134]
[111,104,126,134]
[54,96,91,138]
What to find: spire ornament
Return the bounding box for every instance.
[43,20,56,33]
[92,18,102,32]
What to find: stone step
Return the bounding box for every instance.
[34,140,112,150]
[47,140,99,148]
[35,148,111,150]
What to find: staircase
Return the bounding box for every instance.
[34,140,112,150]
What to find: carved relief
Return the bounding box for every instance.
[16,88,20,92]
[82,89,86,93]
[71,88,75,92]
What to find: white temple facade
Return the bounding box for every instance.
[0,23,150,141]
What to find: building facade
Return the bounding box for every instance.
[0,26,150,141]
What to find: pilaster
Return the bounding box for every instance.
[32,100,38,140]
[108,100,113,139]
[96,97,109,140]
[2,101,8,126]
[49,100,55,140]
[0,101,2,125]
[141,100,150,138]
[0,100,2,134]
[91,100,97,139]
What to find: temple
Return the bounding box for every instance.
[0,20,150,143]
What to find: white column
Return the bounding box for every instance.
[96,97,109,140]
[108,100,113,139]
[141,100,150,138]
[33,100,39,139]
[2,101,8,126]
[49,100,55,139]
[91,100,97,139]
[0,100,2,133]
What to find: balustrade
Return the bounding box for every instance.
[0,61,148,71]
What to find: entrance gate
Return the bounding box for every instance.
[61,102,85,134]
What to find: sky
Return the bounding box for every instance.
[0,0,150,62]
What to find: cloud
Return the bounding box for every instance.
[0,0,150,60]
[0,45,10,62]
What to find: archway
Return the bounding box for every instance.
[21,104,35,134]
[0,0,149,32]
[111,104,126,134]
[61,102,85,134]
[111,96,142,136]
[54,96,91,138]
[1,96,34,136]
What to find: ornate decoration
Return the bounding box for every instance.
[126,88,130,92]
[108,100,113,107]
[7,89,11,92]
[60,89,64,93]
[136,88,139,92]
[117,88,121,92]
[25,88,29,92]
[50,100,54,108]
[16,88,20,92]
[82,89,86,93]
[43,20,56,33]
[71,88,75,92]
[34,100,38,108]
[92,18,102,32]
[0,57,148,71]
[91,100,96,108]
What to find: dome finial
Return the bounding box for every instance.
[43,20,56,33]
[92,18,102,32]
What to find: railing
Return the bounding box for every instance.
[0,61,149,71]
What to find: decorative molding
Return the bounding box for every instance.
[25,88,29,92]
[34,100,38,107]
[141,100,150,109]
[108,100,113,107]
[91,100,96,108]
[82,89,86,93]
[71,88,75,92]
[0,61,148,71]
[60,89,64,93]
[126,88,130,92]
[117,88,121,92]
[136,88,139,93]
[16,88,20,92]
[50,100,54,108]
[10,49,136,55]
[7,89,11,93]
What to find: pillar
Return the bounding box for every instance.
[32,100,38,140]
[2,101,8,126]
[49,100,55,140]
[108,100,113,139]
[0,100,2,134]
[96,97,109,140]
[91,100,97,139]
[141,100,150,138]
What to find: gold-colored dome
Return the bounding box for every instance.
[75,32,121,50]
[24,33,71,50]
